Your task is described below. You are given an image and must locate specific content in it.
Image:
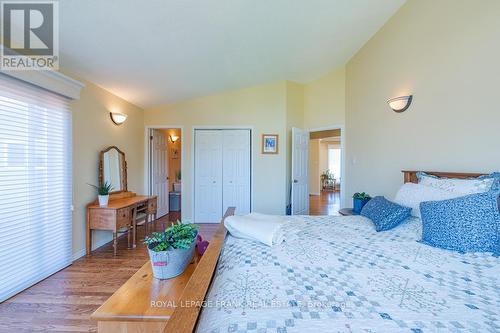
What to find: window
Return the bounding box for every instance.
[0,74,72,302]
[328,147,341,181]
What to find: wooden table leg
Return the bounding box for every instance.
[86,208,92,256]
[132,207,137,248]
[127,225,131,249]
[113,232,117,256]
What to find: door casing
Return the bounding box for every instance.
[308,124,346,208]
[144,125,185,219]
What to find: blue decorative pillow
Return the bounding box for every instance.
[420,191,500,253]
[360,196,412,232]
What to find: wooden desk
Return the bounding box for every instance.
[87,192,157,256]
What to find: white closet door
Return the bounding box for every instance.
[222,130,251,215]
[194,130,223,223]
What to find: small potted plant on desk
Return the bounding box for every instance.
[352,192,371,215]
[88,181,113,207]
[144,222,198,279]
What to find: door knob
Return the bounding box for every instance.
[293,179,298,183]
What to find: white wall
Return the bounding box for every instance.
[309,139,320,195]
[318,141,329,183]
[304,67,345,129]
[145,82,288,221]
[68,72,145,258]
[345,0,500,200]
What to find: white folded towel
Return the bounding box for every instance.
[224,213,287,246]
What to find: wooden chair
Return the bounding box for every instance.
[117,225,134,249]
[135,200,158,240]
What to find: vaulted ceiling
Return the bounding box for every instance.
[59,0,405,108]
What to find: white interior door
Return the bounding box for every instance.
[291,127,309,215]
[194,130,223,223]
[222,130,251,215]
[152,129,169,217]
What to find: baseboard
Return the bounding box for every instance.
[72,248,86,261]
[72,237,113,261]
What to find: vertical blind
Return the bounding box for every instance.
[0,73,72,302]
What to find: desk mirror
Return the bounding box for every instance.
[99,146,127,192]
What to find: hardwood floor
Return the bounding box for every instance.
[0,199,339,333]
[0,213,219,333]
[309,190,341,215]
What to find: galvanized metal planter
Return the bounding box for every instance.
[148,240,196,279]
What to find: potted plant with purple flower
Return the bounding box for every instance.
[144,222,198,279]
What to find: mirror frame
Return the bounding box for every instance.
[99,146,127,193]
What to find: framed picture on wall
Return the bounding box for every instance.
[262,134,279,154]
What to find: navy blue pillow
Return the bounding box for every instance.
[420,191,500,253]
[360,196,412,232]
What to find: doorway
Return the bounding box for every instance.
[309,128,343,215]
[147,127,182,220]
[291,126,345,216]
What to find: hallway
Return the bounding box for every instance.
[309,191,341,216]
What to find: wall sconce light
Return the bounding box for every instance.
[169,134,179,143]
[387,95,413,113]
[110,112,128,125]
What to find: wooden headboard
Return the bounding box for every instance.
[402,170,487,184]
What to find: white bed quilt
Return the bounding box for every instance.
[196,215,500,333]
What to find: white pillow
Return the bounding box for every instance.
[418,173,494,195]
[394,183,465,218]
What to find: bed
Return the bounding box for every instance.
[166,171,500,333]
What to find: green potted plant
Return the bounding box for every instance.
[352,192,371,214]
[175,170,181,182]
[144,222,198,279]
[88,181,113,207]
[320,169,335,190]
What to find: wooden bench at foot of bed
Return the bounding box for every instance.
[91,207,235,333]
